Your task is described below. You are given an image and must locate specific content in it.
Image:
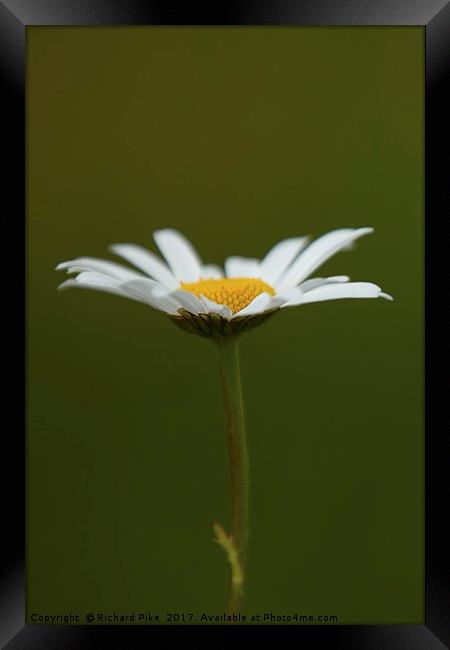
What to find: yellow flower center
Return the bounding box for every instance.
[180,277,275,314]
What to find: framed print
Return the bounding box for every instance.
[1,1,449,647]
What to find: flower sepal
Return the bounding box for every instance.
[169,308,280,338]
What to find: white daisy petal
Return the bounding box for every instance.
[120,278,182,314]
[151,283,178,298]
[225,257,261,278]
[58,271,123,295]
[58,271,143,301]
[62,270,126,288]
[266,293,295,309]
[201,264,224,279]
[231,292,271,319]
[277,228,373,290]
[56,257,142,281]
[109,244,178,289]
[198,295,233,319]
[297,275,350,293]
[260,237,309,285]
[58,279,132,300]
[168,289,205,315]
[281,281,391,307]
[57,279,79,291]
[272,277,350,307]
[153,229,203,282]
[68,270,105,283]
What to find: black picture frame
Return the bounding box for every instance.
[2,1,448,647]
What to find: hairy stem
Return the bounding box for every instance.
[214,335,249,615]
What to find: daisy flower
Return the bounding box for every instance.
[56,225,392,617]
[57,227,392,336]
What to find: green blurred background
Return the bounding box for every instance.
[27,27,424,624]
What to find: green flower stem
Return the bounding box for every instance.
[214,334,249,615]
